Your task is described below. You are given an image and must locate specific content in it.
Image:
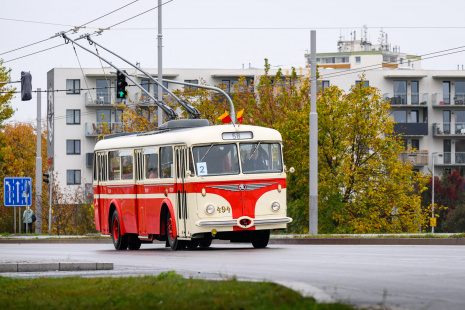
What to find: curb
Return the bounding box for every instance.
[0,262,114,273]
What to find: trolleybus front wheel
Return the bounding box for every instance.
[166,211,186,251]
[251,229,270,248]
[111,210,128,250]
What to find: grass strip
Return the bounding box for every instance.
[0,271,353,310]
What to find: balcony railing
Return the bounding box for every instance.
[433,122,465,136]
[383,93,428,106]
[85,122,157,136]
[431,93,465,106]
[398,151,429,166]
[85,92,113,106]
[431,152,465,165]
[394,123,428,136]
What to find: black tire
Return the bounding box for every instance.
[128,234,142,250]
[199,240,212,248]
[186,240,199,250]
[166,211,185,250]
[252,230,270,248]
[111,210,128,250]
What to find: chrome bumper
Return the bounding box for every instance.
[195,216,292,229]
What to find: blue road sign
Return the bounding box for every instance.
[3,177,32,207]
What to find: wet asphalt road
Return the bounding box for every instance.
[1,242,465,310]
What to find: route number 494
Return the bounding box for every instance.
[217,206,231,213]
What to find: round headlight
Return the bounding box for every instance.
[205,204,215,215]
[271,202,280,212]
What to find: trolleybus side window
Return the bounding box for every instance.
[160,147,173,178]
[240,142,282,174]
[144,147,159,179]
[109,151,120,180]
[121,152,133,180]
[192,144,239,176]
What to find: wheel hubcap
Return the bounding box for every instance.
[168,217,174,240]
[113,217,119,241]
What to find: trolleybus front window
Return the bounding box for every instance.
[240,142,282,174]
[192,144,239,176]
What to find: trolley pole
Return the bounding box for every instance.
[309,30,318,235]
[35,88,42,234]
[157,0,164,126]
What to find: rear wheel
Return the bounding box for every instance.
[128,234,142,250]
[111,210,128,250]
[252,230,270,249]
[199,240,212,248]
[166,211,185,250]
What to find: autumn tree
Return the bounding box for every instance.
[0,59,15,127]
[0,122,47,233]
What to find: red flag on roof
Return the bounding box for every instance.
[236,109,244,124]
[218,110,232,124]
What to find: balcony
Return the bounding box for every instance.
[384,93,428,106]
[433,152,465,165]
[432,93,465,107]
[394,122,428,136]
[85,122,157,137]
[398,151,429,166]
[433,122,465,136]
[85,92,113,106]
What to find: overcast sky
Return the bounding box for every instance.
[2,0,465,122]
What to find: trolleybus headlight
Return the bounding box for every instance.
[271,202,280,212]
[205,204,215,215]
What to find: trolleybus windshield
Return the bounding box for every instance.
[240,142,282,174]
[192,143,239,176]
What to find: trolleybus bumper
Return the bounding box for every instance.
[195,216,292,229]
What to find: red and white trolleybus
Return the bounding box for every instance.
[93,119,292,250]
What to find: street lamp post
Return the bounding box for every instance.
[431,152,442,233]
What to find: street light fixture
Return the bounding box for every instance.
[431,152,443,233]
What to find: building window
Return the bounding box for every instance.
[443,168,452,175]
[66,140,81,155]
[356,80,369,88]
[411,81,419,105]
[444,139,451,164]
[67,170,81,185]
[96,109,111,123]
[443,81,451,105]
[393,110,407,123]
[355,56,361,64]
[96,79,111,104]
[318,80,330,91]
[184,79,198,91]
[66,109,80,125]
[411,139,420,150]
[222,80,231,93]
[411,110,419,123]
[66,79,80,94]
[154,81,169,98]
[394,81,407,105]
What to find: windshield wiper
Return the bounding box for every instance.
[200,144,215,162]
[249,141,261,160]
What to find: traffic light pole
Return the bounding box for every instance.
[158,0,163,126]
[61,33,178,120]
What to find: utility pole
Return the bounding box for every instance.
[309,30,318,234]
[157,0,163,126]
[35,88,42,234]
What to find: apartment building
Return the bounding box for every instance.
[310,29,465,178]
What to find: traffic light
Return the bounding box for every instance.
[21,71,32,101]
[43,173,50,184]
[116,71,128,99]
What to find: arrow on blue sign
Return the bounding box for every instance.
[3,177,32,207]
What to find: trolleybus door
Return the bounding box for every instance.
[95,153,105,232]
[175,146,189,238]
[134,149,147,236]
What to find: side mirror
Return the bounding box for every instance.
[284,166,295,173]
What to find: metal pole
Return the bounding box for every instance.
[432,154,435,234]
[49,173,52,235]
[35,88,42,234]
[14,207,16,234]
[309,30,318,234]
[19,207,21,233]
[157,0,164,125]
